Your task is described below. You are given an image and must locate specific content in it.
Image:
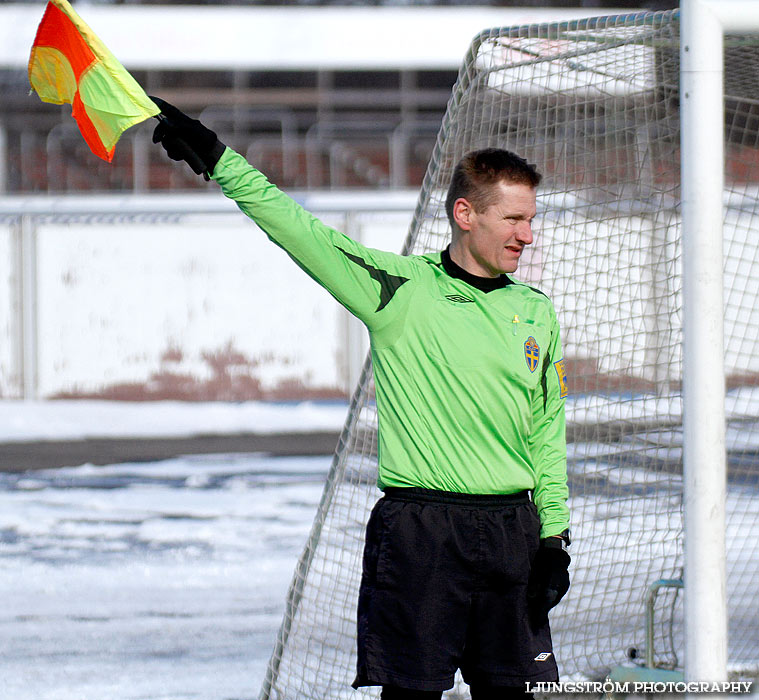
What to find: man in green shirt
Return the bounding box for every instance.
[151,98,571,700]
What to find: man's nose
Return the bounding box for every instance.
[516,221,533,245]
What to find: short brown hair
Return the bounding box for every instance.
[445,149,542,232]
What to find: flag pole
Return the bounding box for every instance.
[153,114,210,181]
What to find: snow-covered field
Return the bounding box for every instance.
[0,399,349,442]
[1,397,757,699]
[10,386,759,444]
[0,400,347,699]
[0,453,329,700]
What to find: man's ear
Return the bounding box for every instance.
[452,198,474,232]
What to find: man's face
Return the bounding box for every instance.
[451,181,537,277]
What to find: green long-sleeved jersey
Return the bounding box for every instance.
[213,148,569,538]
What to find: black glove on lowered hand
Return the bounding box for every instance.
[149,96,226,178]
[527,538,570,627]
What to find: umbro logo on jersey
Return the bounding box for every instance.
[445,294,475,303]
[534,652,553,662]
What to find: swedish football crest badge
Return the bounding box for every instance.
[524,336,540,373]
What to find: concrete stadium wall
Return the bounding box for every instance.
[0,191,414,400]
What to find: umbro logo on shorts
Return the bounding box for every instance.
[445,294,475,303]
[534,652,553,662]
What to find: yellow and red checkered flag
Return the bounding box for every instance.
[28,0,159,162]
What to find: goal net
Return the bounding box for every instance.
[260,10,759,698]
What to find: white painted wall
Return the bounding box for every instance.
[3,188,758,400]
[0,192,414,399]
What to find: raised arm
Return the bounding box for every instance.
[150,97,417,328]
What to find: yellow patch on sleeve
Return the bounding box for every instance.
[554,359,568,398]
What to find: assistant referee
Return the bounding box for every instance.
[151,98,571,700]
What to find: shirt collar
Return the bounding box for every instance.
[440,246,513,293]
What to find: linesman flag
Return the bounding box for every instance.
[28,0,159,162]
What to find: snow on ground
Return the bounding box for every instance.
[1,397,757,699]
[0,453,330,700]
[0,399,349,442]
[570,386,759,426]
[3,386,759,445]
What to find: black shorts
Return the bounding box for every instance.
[353,488,559,691]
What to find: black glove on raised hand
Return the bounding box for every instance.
[149,96,226,179]
[527,538,570,627]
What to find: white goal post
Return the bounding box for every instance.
[681,0,757,687]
